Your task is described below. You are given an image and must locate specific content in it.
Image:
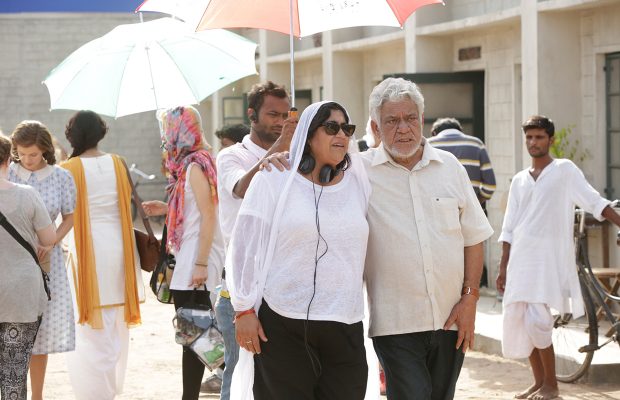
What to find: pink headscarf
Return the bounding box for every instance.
[159,106,218,252]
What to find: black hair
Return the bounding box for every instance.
[247,81,288,116]
[430,117,463,136]
[522,115,555,137]
[299,102,351,174]
[215,123,250,144]
[65,110,108,158]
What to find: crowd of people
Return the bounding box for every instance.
[0,76,619,400]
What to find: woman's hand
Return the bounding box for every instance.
[235,312,268,354]
[191,264,208,288]
[142,200,168,217]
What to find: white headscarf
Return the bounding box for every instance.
[227,101,370,400]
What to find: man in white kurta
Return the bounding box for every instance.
[498,115,620,400]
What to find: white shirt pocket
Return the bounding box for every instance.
[431,197,460,231]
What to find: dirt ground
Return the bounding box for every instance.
[41,272,620,399]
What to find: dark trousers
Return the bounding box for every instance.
[253,302,368,400]
[373,330,464,400]
[172,289,210,400]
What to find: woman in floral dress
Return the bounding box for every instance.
[9,120,76,400]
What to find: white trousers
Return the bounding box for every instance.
[67,307,129,400]
[502,302,554,359]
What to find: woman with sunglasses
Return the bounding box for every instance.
[227,101,371,400]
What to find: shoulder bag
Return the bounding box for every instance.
[120,158,161,272]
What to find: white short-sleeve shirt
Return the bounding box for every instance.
[216,135,267,247]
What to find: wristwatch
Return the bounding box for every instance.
[461,286,480,300]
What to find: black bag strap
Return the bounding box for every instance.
[159,224,168,260]
[0,210,51,300]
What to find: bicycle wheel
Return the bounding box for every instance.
[551,280,598,383]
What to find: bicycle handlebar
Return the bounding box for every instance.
[129,163,156,180]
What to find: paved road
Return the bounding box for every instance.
[43,273,620,399]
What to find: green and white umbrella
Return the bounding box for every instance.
[43,17,257,118]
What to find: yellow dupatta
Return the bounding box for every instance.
[62,154,141,329]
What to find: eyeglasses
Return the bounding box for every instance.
[321,121,356,137]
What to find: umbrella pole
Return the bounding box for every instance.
[289,0,295,107]
[145,45,160,112]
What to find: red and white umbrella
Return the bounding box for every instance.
[197,0,443,38]
[137,0,444,105]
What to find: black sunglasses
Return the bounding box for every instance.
[321,121,356,137]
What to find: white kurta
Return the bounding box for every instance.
[66,155,145,306]
[66,154,145,399]
[498,159,610,317]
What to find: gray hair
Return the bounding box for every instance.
[369,77,425,124]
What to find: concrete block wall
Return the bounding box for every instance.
[580,10,598,186]
[580,5,620,269]
[452,25,522,281]
[580,5,620,191]
[0,13,170,201]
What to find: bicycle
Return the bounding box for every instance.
[551,203,620,383]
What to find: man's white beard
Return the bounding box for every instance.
[385,140,421,161]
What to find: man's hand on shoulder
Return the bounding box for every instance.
[259,152,290,172]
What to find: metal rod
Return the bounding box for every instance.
[289,0,295,107]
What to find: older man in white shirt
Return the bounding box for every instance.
[497,115,620,400]
[361,78,493,400]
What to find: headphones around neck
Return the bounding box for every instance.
[298,153,343,184]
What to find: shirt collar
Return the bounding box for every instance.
[435,128,466,138]
[10,162,54,182]
[242,134,268,159]
[371,139,444,170]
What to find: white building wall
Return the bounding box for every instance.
[451,25,521,281]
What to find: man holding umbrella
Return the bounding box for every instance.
[213,81,297,399]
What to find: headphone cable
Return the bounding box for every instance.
[303,175,328,377]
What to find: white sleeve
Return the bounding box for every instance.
[226,172,277,312]
[349,153,371,213]
[498,176,520,244]
[216,151,248,199]
[569,163,610,221]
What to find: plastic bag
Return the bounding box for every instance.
[191,325,225,371]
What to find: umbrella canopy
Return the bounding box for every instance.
[135,0,210,28]
[195,0,444,38]
[43,17,257,118]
